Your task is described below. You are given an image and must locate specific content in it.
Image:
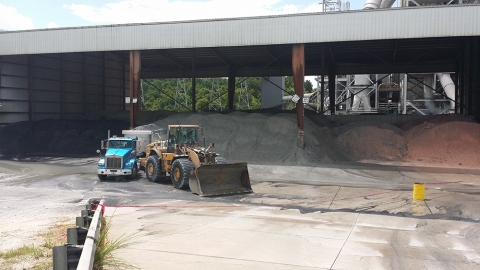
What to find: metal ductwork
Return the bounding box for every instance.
[436,73,456,112]
[380,0,397,8]
[364,0,382,9]
[423,75,446,115]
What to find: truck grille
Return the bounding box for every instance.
[106,156,122,169]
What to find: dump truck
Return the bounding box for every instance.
[96,135,139,181]
[121,125,252,196]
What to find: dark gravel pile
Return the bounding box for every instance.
[0,119,129,158]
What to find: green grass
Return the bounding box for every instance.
[0,219,73,269]
[93,217,141,270]
[0,245,43,260]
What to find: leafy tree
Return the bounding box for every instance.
[141,76,311,111]
[304,80,313,93]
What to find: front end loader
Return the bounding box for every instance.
[133,125,252,196]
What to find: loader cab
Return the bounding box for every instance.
[167,125,200,152]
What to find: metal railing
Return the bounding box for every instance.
[53,198,105,270]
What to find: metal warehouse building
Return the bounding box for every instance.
[0,4,479,129]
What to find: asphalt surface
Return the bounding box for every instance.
[1,157,480,269]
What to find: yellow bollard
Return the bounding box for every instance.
[413,183,425,201]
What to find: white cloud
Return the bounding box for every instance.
[64,0,322,25]
[0,4,34,31]
[47,22,60,28]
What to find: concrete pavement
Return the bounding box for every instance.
[106,197,480,269]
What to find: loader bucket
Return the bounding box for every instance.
[189,163,252,196]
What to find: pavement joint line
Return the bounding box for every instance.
[329,212,360,270]
[424,201,433,215]
[328,186,341,210]
[127,248,327,269]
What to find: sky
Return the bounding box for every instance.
[0,0,366,31]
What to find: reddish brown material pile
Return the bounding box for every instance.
[405,121,480,167]
[335,126,407,161]
[334,116,480,168]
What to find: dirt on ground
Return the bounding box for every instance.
[0,112,479,168]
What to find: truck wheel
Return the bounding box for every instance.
[98,174,107,181]
[146,155,161,182]
[127,163,138,180]
[215,156,227,164]
[171,159,193,189]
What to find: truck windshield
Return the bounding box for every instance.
[108,140,132,149]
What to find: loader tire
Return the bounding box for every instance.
[215,156,227,164]
[146,155,162,182]
[171,159,193,189]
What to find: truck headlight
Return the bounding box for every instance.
[98,159,105,165]
[125,162,132,166]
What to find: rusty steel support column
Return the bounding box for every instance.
[228,67,236,110]
[129,50,141,129]
[292,44,305,149]
[28,55,34,121]
[192,49,196,112]
[320,46,325,114]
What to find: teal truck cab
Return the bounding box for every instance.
[96,136,139,181]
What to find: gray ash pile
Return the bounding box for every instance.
[152,111,351,166]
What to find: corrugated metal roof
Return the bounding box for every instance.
[0,5,479,55]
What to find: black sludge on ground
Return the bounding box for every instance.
[0,119,129,157]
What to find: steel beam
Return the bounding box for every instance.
[328,66,336,115]
[228,67,236,110]
[129,50,141,129]
[320,46,325,114]
[292,44,305,149]
[456,44,471,114]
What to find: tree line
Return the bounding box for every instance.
[141,77,314,112]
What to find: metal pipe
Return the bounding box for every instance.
[77,199,105,270]
[436,73,456,112]
[380,0,396,8]
[364,0,382,9]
